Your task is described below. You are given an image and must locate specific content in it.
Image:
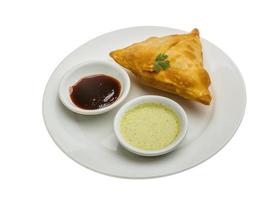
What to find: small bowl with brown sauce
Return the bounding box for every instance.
[59,60,130,115]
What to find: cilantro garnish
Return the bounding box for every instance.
[153,53,170,72]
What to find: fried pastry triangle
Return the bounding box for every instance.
[110,29,212,105]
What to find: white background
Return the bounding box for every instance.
[0,0,272,199]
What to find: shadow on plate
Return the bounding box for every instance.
[115,141,187,164]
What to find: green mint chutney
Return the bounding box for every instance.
[120,103,180,150]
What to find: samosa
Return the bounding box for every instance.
[110,29,212,105]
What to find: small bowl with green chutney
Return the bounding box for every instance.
[113,95,188,156]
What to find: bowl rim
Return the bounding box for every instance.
[113,95,188,156]
[58,60,131,115]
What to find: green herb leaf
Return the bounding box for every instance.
[154,63,161,72]
[156,53,168,61]
[153,53,170,72]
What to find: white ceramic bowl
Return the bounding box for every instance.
[114,95,188,156]
[59,60,130,115]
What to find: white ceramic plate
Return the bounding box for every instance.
[43,26,246,178]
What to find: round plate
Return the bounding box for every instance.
[43,26,246,178]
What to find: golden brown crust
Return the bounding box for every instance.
[110,29,212,105]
